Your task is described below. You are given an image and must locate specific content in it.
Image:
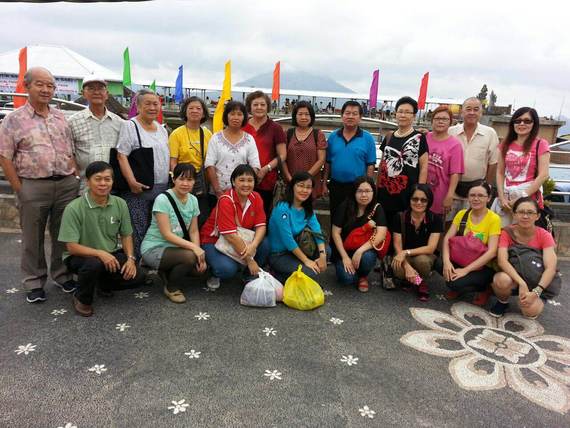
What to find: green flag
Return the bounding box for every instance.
[123,47,131,87]
[149,80,156,91]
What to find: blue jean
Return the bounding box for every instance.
[269,246,331,284]
[334,249,377,285]
[204,238,269,280]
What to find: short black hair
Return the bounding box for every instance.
[171,163,196,184]
[179,96,209,124]
[395,96,418,114]
[291,100,316,127]
[341,100,363,116]
[409,183,434,210]
[222,101,248,127]
[512,196,540,214]
[230,164,257,186]
[86,161,113,179]
[245,90,271,114]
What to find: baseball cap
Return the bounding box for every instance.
[82,74,107,88]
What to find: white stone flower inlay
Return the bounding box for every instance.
[5,288,18,294]
[134,291,149,299]
[194,312,210,320]
[329,317,344,325]
[184,350,201,359]
[264,370,282,380]
[51,309,67,316]
[400,302,570,414]
[88,364,107,375]
[340,355,359,366]
[115,323,130,332]
[14,343,36,355]
[262,327,277,336]
[358,405,376,418]
[168,399,189,414]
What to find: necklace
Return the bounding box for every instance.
[394,128,414,138]
[295,127,313,141]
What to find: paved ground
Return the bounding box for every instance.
[0,231,569,428]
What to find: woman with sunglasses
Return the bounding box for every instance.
[494,107,550,227]
[490,197,558,318]
[390,184,442,301]
[442,182,501,305]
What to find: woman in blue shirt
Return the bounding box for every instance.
[268,172,328,283]
[141,163,206,303]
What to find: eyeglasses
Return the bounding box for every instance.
[295,183,313,190]
[515,210,538,217]
[411,197,428,203]
[396,110,415,116]
[468,193,488,199]
[433,117,450,122]
[513,119,534,125]
[356,189,373,195]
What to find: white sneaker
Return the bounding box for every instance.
[207,276,220,290]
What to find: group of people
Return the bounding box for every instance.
[0,66,559,321]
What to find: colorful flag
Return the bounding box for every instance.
[175,65,184,104]
[271,61,280,101]
[14,47,27,109]
[368,69,379,110]
[149,80,156,91]
[418,72,429,110]
[128,97,137,119]
[213,61,232,133]
[123,47,131,88]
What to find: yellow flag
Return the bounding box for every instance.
[213,60,232,133]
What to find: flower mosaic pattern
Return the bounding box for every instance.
[168,399,189,414]
[14,343,36,355]
[88,364,107,375]
[51,309,67,316]
[134,292,149,299]
[329,317,344,325]
[194,312,210,320]
[358,405,376,418]
[262,327,277,336]
[5,288,18,294]
[115,323,130,332]
[264,370,282,380]
[184,350,201,359]
[340,355,359,366]
[400,302,570,414]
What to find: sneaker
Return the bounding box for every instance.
[54,279,78,294]
[163,286,186,303]
[207,276,220,290]
[489,301,509,318]
[357,277,369,293]
[26,288,46,303]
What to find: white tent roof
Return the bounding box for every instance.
[0,45,122,81]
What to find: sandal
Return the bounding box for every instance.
[418,282,430,302]
[357,277,369,293]
[163,286,186,303]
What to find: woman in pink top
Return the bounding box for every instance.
[426,105,464,217]
[495,107,550,226]
[490,197,558,318]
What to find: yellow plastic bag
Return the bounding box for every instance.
[282,265,325,311]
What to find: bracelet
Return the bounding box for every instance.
[266,164,272,172]
[533,287,543,298]
[319,250,325,254]
[127,255,136,261]
[406,250,411,257]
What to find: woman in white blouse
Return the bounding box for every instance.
[205,101,260,198]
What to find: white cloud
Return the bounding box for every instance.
[1,0,568,116]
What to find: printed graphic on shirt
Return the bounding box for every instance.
[505,150,532,182]
[428,151,444,188]
[378,134,421,194]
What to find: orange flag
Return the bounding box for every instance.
[417,72,429,110]
[271,61,280,101]
[14,47,27,108]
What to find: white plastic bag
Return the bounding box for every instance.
[240,270,283,307]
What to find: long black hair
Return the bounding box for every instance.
[283,171,314,219]
[501,107,540,158]
[344,176,377,229]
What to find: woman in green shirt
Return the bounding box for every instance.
[141,163,207,303]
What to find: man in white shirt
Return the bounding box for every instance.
[68,74,124,191]
[448,97,500,218]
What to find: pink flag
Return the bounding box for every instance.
[418,72,429,110]
[128,96,137,119]
[368,69,379,109]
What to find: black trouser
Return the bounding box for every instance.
[434,258,495,293]
[66,250,145,305]
[196,193,217,228]
[256,188,274,217]
[328,180,354,220]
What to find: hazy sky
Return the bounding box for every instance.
[2,0,570,117]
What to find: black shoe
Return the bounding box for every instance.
[54,279,78,294]
[489,301,509,318]
[26,288,46,303]
[97,288,114,298]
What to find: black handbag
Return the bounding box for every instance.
[110,119,154,192]
[295,227,325,258]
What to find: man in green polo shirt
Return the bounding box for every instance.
[59,161,145,316]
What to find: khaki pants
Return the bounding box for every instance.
[18,176,79,290]
[393,254,436,280]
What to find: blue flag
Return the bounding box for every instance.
[175,65,183,103]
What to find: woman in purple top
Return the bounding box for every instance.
[426,105,464,217]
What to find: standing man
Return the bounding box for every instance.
[0,67,80,303]
[68,74,123,192]
[448,97,499,219]
[324,100,377,218]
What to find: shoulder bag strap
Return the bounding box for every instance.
[400,211,406,247]
[162,191,190,241]
[286,127,295,146]
[199,127,205,163]
[313,128,320,147]
[458,208,471,236]
[503,225,520,245]
[534,138,540,178]
[130,119,143,149]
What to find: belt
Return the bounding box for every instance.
[33,175,72,181]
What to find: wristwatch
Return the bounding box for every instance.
[406,250,411,257]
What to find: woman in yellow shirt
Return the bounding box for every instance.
[169,96,214,226]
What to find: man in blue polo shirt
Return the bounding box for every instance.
[324,100,377,217]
